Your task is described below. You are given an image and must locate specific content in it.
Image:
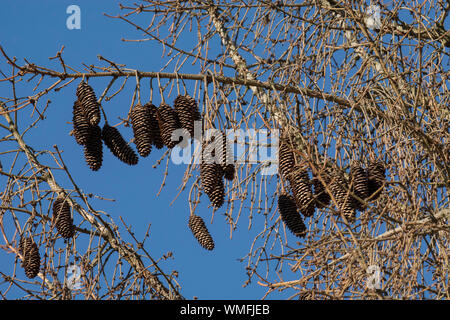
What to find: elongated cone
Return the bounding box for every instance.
[278,193,307,237]
[102,124,138,165]
[278,140,296,179]
[350,163,369,210]
[188,214,215,250]
[157,103,182,148]
[53,196,74,239]
[19,237,40,279]
[329,171,355,220]
[76,81,101,126]
[83,125,103,171]
[130,103,153,157]
[288,167,315,217]
[72,100,92,146]
[147,104,164,149]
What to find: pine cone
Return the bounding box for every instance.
[350,163,369,210]
[329,171,355,220]
[174,95,201,139]
[146,103,164,149]
[188,214,215,250]
[312,173,331,208]
[130,103,153,157]
[367,160,385,200]
[157,103,182,148]
[278,140,296,179]
[19,237,40,279]
[76,81,101,126]
[200,162,224,208]
[83,125,103,171]
[102,124,138,165]
[72,100,92,146]
[52,197,74,239]
[278,193,307,237]
[288,168,315,217]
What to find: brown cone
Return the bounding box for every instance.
[157,103,182,148]
[72,99,92,146]
[188,214,215,250]
[83,125,103,171]
[102,124,138,165]
[76,81,101,126]
[53,196,74,239]
[329,171,355,220]
[19,237,40,279]
[278,193,307,237]
[130,103,153,157]
[288,167,315,217]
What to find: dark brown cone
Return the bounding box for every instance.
[174,95,201,139]
[146,103,164,149]
[367,160,385,200]
[157,103,182,148]
[188,214,215,250]
[278,193,307,237]
[200,162,224,208]
[102,124,138,165]
[19,237,40,279]
[83,125,103,171]
[278,140,296,179]
[130,103,153,157]
[76,81,101,126]
[53,197,74,239]
[329,171,355,220]
[223,164,235,181]
[312,173,331,209]
[288,168,315,217]
[350,164,369,210]
[72,100,92,146]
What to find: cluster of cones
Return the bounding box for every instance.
[18,195,77,279]
[278,139,386,238]
[71,82,237,251]
[72,81,206,170]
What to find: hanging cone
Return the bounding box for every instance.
[52,196,74,239]
[174,94,201,139]
[200,162,224,208]
[130,103,153,157]
[188,214,215,250]
[145,103,164,149]
[83,125,103,171]
[72,99,92,146]
[329,171,355,220]
[76,81,101,126]
[288,167,315,217]
[312,172,331,209]
[278,193,307,237]
[367,160,385,200]
[157,103,182,148]
[19,237,40,279]
[350,163,369,210]
[102,124,138,165]
[278,140,296,179]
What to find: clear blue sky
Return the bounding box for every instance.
[0,0,294,299]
